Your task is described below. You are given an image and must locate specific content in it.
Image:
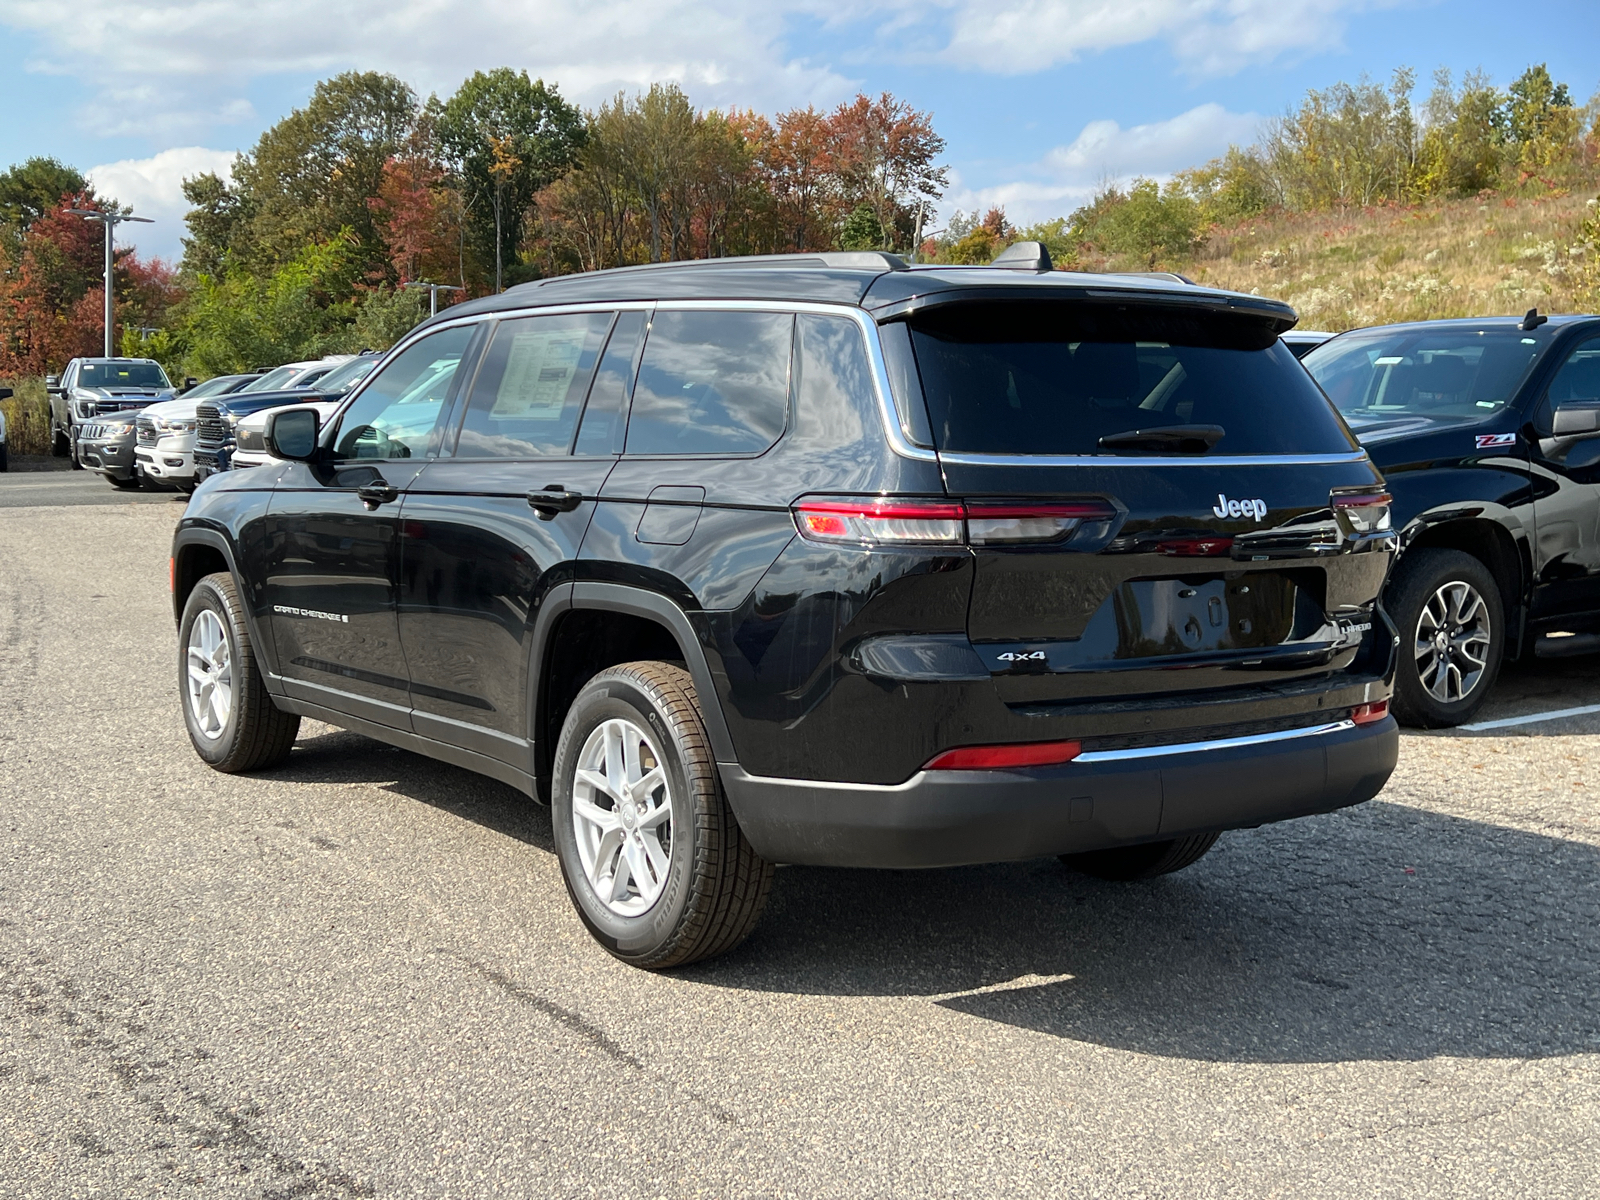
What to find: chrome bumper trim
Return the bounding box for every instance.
[1074,719,1358,763]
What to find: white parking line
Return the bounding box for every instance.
[1460,703,1600,732]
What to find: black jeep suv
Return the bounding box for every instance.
[171,248,1399,968]
[1303,312,1600,727]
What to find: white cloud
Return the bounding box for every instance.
[935,0,1400,77]
[87,148,235,262]
[937,102,1261,225]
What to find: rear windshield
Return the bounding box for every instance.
[906,303,1355,456]
[1303,326,1554,422]
[79,361,169,389]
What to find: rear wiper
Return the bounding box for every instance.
[1098,425,1225,454]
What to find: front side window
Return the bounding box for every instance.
[455,313,611,458]
[1305,327,1555,430]
[1545,338,1600,407]
[909,302,1354,456]
[334,325,475,460]
[626,310,792,456]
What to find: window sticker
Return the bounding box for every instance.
[492,327,587,419]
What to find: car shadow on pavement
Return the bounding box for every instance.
[266,726,557,853]
[263,728,1599,1066]
[694,800,1600,1064]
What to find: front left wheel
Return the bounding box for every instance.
[179,571,300,771]
[551,662,773,970]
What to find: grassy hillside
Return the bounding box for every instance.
[1083,187,1598,331]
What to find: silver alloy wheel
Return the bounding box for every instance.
[571,718,674,917]
[1413,580,1492,704]
[186,609,234,739]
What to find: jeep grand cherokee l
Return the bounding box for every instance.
[170,246,1399,968]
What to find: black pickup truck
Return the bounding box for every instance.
[1303,311,1600,726]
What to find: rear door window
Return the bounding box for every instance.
[455,313,611,457]
[625,310,793,456]
[907,302,1355,456]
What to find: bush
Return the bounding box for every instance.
[0,376,53,456]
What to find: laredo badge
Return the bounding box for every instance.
[1475,433,1517,450]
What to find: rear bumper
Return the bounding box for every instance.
[720,716,1398,868]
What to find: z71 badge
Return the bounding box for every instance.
[1475,433,1517,449]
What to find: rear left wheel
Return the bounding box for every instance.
[551,662,773,969]
[179,571,300,771]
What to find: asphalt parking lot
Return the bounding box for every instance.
[2,495,1598,1199]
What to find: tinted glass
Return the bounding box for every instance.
[184,375,241,399]
[575,311,644,455]
[315,356,379,395]
[1544,338,1600,405]
[456,313,610,458]
[334,325,474,460]
[239,366,300,393]
[910,303,1354,456]
[1305,327,1554,424]
[626,311,792,456]
[78,361,169,388]
[797,313,874,445]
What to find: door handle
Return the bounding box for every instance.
[357,483,400,510]
[527,485,583,516]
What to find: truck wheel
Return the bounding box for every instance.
[69,430,82,469]
[1061,833,1220,881]
[552,662,774,969]
[51,424,68,457]
[109,474,141,489]
[1386,548,1503,728]
[179,571,300,772]
[0,444,7,472]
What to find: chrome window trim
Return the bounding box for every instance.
[356,297,941,464]
[938,450,1372,468]
[1073,719,1357,763]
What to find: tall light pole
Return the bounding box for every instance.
[403,280,465,318]
[68,208,153,357]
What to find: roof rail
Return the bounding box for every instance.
[1113,271,1196,285]
[519,250,909,292]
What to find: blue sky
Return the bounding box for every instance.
[1,0,1595,262]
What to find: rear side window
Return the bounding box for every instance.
[456,313,610,457]
[626,311,792,456]
[907,302,1355,457]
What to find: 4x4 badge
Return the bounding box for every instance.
[996,651,1047,663]
[1213,494,1268,521]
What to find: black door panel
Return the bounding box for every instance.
[264,460,421,727]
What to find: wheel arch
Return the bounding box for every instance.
[172,527,281,686]
[1396,514,1528,655]
[531,582,738,801]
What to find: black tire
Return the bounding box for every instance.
[68,425,82,469]
[109,473,141,490]
[0,444,7,472]
[1386,548,1504,728]
[178,571,300,772]
[551,661,773,970]
[1061,833,1221,881]
[51,423,68,457]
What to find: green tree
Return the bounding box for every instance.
[228,71,418,278]
[435,68,584,290]
[178,171,251,280]
[839,204,884,251]
[0,157,90,234]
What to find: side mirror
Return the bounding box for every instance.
[0,388,13,402]
[184,377,198,391]
[264,408,320,461]
[44,375,61,395]
[1551,402,1600,437]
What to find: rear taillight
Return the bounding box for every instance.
[793,498,965,546]
[1332,491,1392,534]
[925,740,1083,770]
[965,500,1118,545]
[793,496,1118,549]
[1351,700,1390,725]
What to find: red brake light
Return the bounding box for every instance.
[793,497,1118,548]
[1351,700,1389,725]
[925,740,1082,770]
